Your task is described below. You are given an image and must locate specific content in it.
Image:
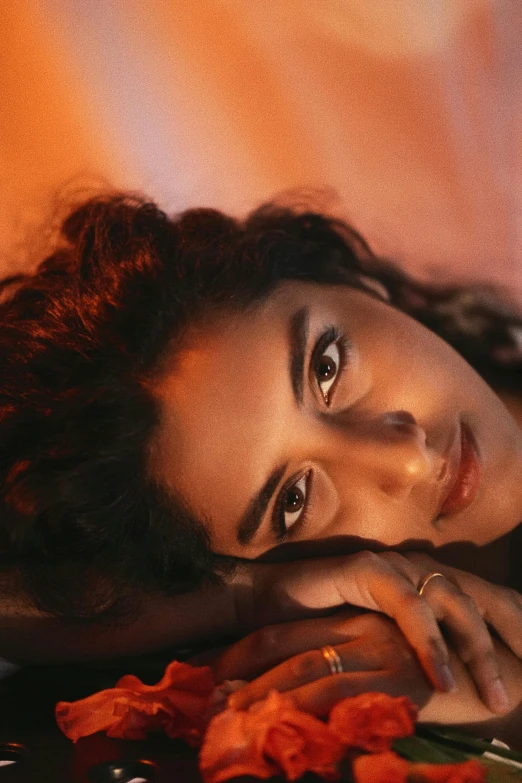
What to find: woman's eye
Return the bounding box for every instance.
[315,340,341,404]
[281,474,308,534]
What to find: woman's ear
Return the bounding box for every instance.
[356,275,390,302]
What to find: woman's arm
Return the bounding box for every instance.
[0,584,239,664]
[245,550,522,712]
[0,552,503,669]
[1,550,521,710]
[6,567,522,746]
[2,549,522,730]
[198,610,522,749]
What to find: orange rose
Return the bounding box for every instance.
[352,753,485,783]
[199,706,277,783]
[408,759,486,782]
[352,751,409,783]
[56,661,214,745]
[328,692,417,752]
[200,690,343,783]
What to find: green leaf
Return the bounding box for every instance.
[394,734,471,764]
[394,729,522,781]
[418,727,522,765]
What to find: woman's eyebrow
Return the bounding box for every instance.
[289,306,309,407]
[236,307,309,546]
[237,463,287,545]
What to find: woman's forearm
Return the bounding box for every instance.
[0,583,240,664]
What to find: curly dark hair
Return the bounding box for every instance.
[0,193,520,624]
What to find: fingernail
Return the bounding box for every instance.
[488,679,510,713]
[439,664,456,692]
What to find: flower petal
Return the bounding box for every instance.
[329,692,417,752]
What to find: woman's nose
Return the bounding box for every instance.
[350,410,434,500]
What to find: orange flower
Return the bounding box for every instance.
[56,661,214,745]
[199,690,343,783]
[408,759,486,782]
[199,707,277,783]
[328,692,417,752]
[352,751,409,782]
[352,753,485,783]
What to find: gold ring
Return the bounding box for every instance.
[321,645,343,675]
[417,572,445,597]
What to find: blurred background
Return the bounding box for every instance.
[1,0,521,300]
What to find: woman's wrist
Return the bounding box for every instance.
[0,582,241,665]
[228,561,275,633]
[230,559,332,631]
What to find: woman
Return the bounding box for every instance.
[2,193,522,742]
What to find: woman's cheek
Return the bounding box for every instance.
[298,467,341,541]
[332,344,373,412]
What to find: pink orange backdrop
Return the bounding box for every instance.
[1,1,521,299]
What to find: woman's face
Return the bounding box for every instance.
[152,282,522,561]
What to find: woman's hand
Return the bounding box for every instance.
[193,608,432,714]
[192,606,522,747]
[243,550,522,713]
[193,610,522,747]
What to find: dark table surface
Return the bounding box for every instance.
[0,656,296,783]
[0,657,199,782]
[3,660,520,782]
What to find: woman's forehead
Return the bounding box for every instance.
[153,289,292,442]
[149,289,296,535]
[157,280,332,376]
[153,279,355,408]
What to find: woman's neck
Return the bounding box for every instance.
[496,391,522,590]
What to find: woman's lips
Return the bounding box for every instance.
[438,423,482,517]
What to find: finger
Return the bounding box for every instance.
[378,553,509,713]
[209,607,367,683]
[228,639,382,710]
[481,586,522,660]
[401,552,522,662]
[419,577,510,714]
[281,671,424,718]
[391,553,513,713]
[335,553,454,692]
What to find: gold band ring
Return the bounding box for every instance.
[321,645,343,675]
[417,572,445,597]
